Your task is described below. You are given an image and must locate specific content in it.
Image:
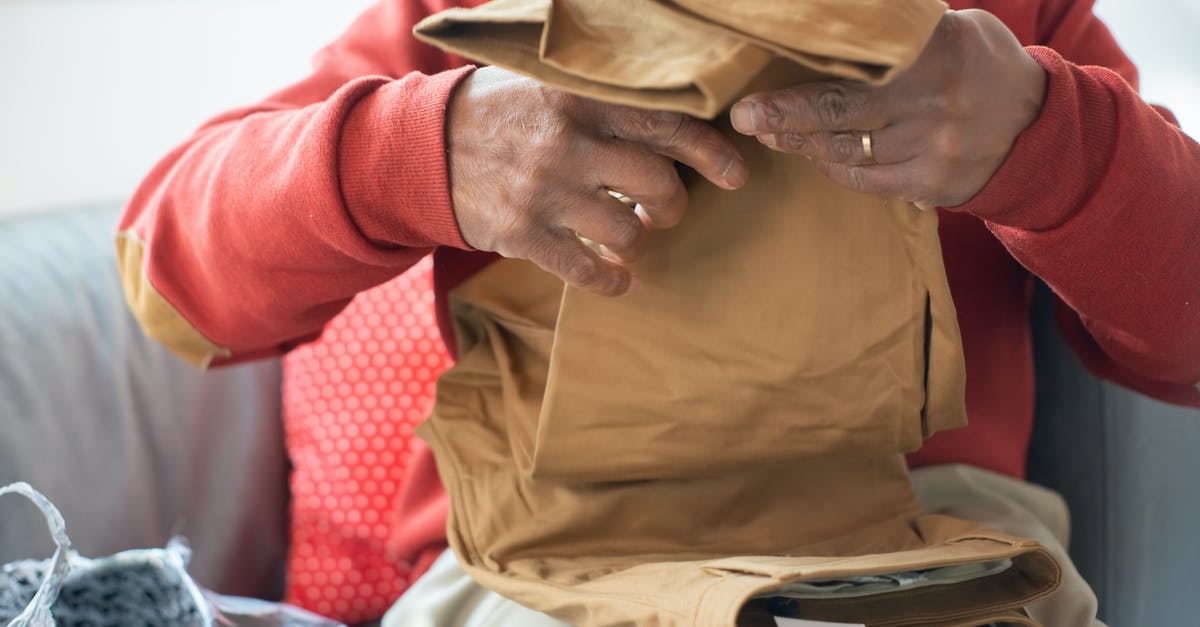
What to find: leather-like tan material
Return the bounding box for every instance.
[116,231,231,368]
[414,1,1061,624]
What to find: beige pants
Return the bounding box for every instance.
[383,465,1104,627]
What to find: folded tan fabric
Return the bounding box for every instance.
[414,1,1062,625]
[415,0,948,117]
[537,136,967,482]
[422,259,1059,627]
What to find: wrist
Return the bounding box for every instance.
[339,66,476,250]
[949,48,1072,225]
[944,11,1048,211]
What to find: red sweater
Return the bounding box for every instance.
[118,0,1200,587]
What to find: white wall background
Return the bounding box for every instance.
[1094,0,1200,130]
[0,0,1197,218]
[0,0,374,217]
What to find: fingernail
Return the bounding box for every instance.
[730,101,758,134]
[634,204,655,229]
[721,153,748,189]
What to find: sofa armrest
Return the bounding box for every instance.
[0,205,289,600]
[1028,282,1200,625]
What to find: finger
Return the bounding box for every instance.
[560,194,649,262]
[591,140,688,229]
[525,229,633,296]
[604,107,747,190]
[809,159,913,200]
[731,81,888,136]
[610,193,658,232]
[757,122,924,165]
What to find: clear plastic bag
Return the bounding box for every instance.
[1,482,345,627]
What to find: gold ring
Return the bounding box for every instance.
[861,131,875,163]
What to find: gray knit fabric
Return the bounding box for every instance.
[1,553,206,627]
[2,482,345,627]
[1,483,211,627]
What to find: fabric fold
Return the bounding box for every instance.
[413,1,1059,625]
[414,0,947,118]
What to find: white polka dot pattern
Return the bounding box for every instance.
[281,257,452,623]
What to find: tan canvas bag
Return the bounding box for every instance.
[413,1,1062,624]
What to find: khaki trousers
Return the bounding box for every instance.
[383,465,1104,627]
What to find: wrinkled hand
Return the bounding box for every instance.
[447,66,747,295]
[730,10,1047,209]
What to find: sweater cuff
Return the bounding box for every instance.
[339,66,476,250]
[951,46,1118,230]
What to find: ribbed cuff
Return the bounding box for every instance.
[339,66,476,250]
[951,46,1119,231]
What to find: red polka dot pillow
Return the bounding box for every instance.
[281,256,453,623]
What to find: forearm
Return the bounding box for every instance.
[116,0,480,366]
[960,47,1200,391]
[122,69,476,366]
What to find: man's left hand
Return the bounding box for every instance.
[730,10,1047,209]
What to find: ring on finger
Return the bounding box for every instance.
[860,130,875,163]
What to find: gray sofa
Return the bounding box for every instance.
[0,205,288,600]
[1,204,1197,624]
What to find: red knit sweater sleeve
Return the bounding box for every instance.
[957,0,1200,405]
[116,0,476,367]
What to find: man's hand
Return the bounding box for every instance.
[447,67,747,296]
[729,10,1047,209]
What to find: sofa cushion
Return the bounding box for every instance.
[1027,283,1200,625]
[0,205,288,600]
[282,256,452,623]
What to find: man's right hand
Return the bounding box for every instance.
[446,67,748,296]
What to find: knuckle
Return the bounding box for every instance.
[939,10,976,53]
[932,128,964,162]
[661,112,689,146]
[609,213,644,251]
[516,228,557,265]
[844,165,870,191]
[832,133,858,161]
[531,234,586,280]
[563,252,620,293]
[766,100,786,127]
[934,83,971,119]
[621,107,680,141]
[756,98,786,129]
[816,86,855,128]
[565,252,600,284]
[782,133,808,152]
